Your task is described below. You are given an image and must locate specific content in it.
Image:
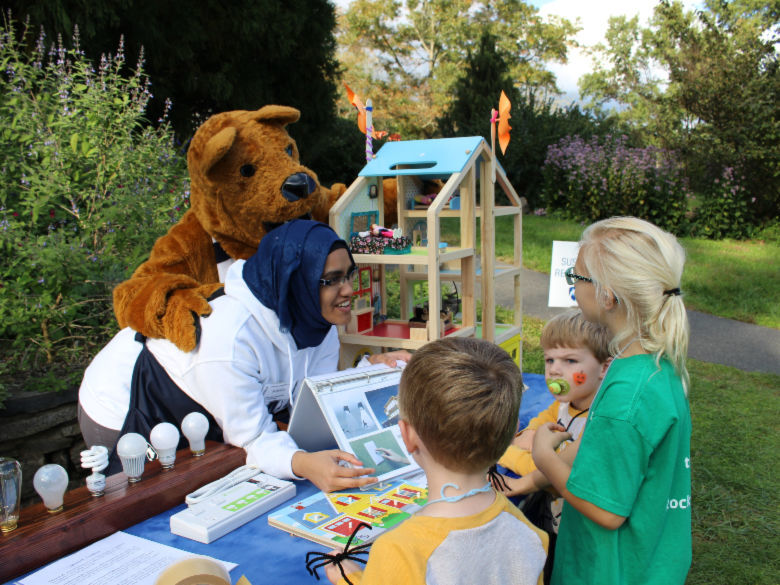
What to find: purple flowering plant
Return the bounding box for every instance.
[540,134,689,232]
[690,167,756,240]
[0,17,188,398]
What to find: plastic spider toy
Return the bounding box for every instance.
[305,522,373,585]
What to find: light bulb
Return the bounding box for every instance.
[181,412,209,456]
[33,464,68,513]
[80,445,109,496]
[150,422,180,469]
[117,432,149,482]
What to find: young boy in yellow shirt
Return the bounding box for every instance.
[325,337,549,585]
[499,310,610,482]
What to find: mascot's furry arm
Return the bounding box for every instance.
[112,210,224,352]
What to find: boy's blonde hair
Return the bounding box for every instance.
[398,337,522,474]
[541,309,611,363]
[578,216,690,392]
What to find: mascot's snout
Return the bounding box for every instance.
[282,172,318,202]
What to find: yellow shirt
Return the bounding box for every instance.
[498,402,588,476]
[338,493,548,585]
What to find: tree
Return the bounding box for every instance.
[438,33,611,206]
[337,0,579,139]
[579,0,779,220]
[1,0,350,184]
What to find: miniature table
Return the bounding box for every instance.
[3,374,552,585]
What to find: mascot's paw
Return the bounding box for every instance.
[162,286,220,352]
[312,183,347,223]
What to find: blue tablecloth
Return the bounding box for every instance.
[12,373,552,585]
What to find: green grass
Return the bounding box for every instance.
[443,215,779,329]
[520,314,780,585]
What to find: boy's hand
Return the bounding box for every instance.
[495,474,537,497]
[512,429,535,450]
[292,450,376,493]
[532,422,571,456]
[324,554,362,584]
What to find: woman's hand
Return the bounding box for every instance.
[292,450,377,493]
[367,350,412,368]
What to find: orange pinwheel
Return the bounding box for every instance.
[497,90,511,155]
[344,82,383,139]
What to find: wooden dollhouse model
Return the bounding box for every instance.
[329,136,523,369]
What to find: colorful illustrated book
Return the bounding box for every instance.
[268,475,428,548]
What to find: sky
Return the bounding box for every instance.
[333,0,699,104]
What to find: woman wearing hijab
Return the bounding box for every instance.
[78,220,406,492]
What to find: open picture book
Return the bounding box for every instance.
[277,365,428,547]
[288,365,420,482]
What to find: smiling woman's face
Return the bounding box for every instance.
[318,248,354,326]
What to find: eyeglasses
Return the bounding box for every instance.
[565,266,593,286]
[319,265,358,288]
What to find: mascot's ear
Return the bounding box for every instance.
[252,105,300,127]
[201,126,237,175]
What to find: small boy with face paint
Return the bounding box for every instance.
[496,310,610,498]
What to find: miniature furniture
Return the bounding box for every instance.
[329,137,523,369]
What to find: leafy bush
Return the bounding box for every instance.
[690,167,757,240]
[541,134,690,232]
[0,19,188,399]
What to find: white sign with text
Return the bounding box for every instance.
[548,240,580,308]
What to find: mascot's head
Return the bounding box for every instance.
[186,106,322,259]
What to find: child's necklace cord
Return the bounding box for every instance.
[559,407,589,433]
[422,482,493,508]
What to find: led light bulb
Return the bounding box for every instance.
[80,445,109,496]
[33,464,68,513]
[181,412,209,456]
[117,432,149,482]
[150,422,180,469]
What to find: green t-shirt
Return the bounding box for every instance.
[551,355,692,585]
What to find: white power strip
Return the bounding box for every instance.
[170,471,296,543]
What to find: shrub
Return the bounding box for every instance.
[690,167,757,240]
[0,18,188,400]
[541,134,690,232]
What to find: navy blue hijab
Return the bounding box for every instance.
[243,220,352,349]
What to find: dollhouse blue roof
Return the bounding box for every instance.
[359,136,487,178]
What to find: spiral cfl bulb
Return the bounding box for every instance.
[181,412,209,456]
[80,445,109,496]
[33,464,69,513]
[547,378,571,396]
[150,422,180,469]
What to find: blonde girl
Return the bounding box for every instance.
[532,217,692,585]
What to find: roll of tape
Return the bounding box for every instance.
[154,557,231,585]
